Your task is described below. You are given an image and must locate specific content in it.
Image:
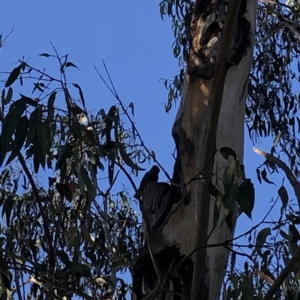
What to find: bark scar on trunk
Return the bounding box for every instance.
[188,0,251,80]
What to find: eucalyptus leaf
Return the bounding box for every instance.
[1,99,27,164]
[278,185,288,208]
[255,228,271,256]
[6,116,29,165]
[5,65,22,87]
[56,183,73,201]
[3,87,13,105]
[118,143,144,170]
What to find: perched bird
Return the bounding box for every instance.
[134,166,160,199]
[101,105,117,141]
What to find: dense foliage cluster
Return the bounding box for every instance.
[0,53,156,299]
[0,0,300,299]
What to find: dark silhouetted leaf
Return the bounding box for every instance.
[5,65,22,87]
[237,179,255,219]
[47,91,56,120]
[279,230,290,241]
[56,250,71,266]
[0,269,11,290]
[1,89,5,108]
[1,99,27,164]
[80,167,95,200]
[289,224,299,241]
[39,120,52,155]
[261,169,275,185]
[118,143,144,170]
[2,195,14,227]
[208,182,218,197]
[56,183,73,201]
[220,147,237,160]
[72,263,91,277]
[6,116,29,165]
[48,177,56,188]
[256,168,262,184]
[255,228,271,256]
[32,82,44,93]
[25,108,39,147]
[60,146,73,161]
[73,83,86,110]
[129,102,134,116]
[278,185,288,208]
[60,54,68,73]
[0,169,10,186]
[3,87,13,105]
[70,104,84,115]
[108,160,114,186]
[39,53,51,57]
[66,61,79,70]
[70,123,83,140]
[19,94,38,107]
[33,139,45,173]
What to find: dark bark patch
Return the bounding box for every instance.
[194,0,222,20]
[230,17,251,65]
[188,0,251,80]
[131,246,193,300]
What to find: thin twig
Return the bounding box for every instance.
[253,147,300,208]
[21,62,60,82]
[17,153,55,269]
[185,149,217,186]
[224,244,256,263]
[256,25,281,44]
[254,147,300,299]
[232,192,279,243]
[94,64,171,182]
[105,165,121,194]
[0,25,15,47]
[264,247,300,300]
[147,239,162,282]
[114,160,137,192]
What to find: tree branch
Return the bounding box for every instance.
[253,147,300,207]
[94,63,172,182]
[17,153,55,269]
[254,147,300,299]
[192,0,242,298]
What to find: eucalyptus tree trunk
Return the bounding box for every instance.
[131,0,257,299]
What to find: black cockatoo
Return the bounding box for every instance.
[101,105,116,141]
[134,166,160,199]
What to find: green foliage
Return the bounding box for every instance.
[0,52,155,299]
[0,1,298,298]
[210,148,255,228]
[159,0,193,111]
[247,5,300,173]
[225,193,300,299]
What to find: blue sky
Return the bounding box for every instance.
[0,1,178,185]
[0,0,291,276]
